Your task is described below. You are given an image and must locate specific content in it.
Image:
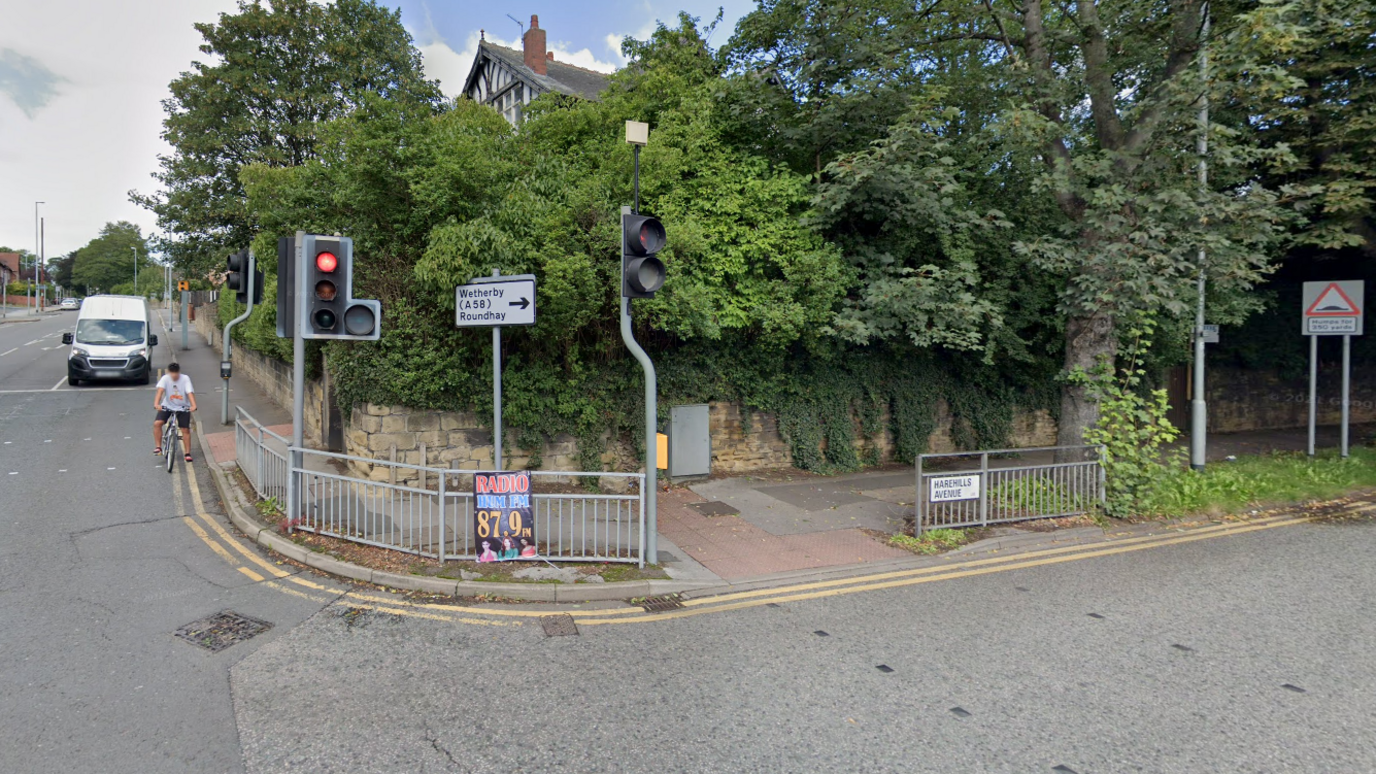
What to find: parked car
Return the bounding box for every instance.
[59,298,80,311]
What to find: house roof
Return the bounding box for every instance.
[0,253,20,276]
[463,41,610,103]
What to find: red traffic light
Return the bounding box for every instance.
[316,252,338,272]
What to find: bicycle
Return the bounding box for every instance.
[159,409,192,473]
[161,417,178,473]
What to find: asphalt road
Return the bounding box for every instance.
[228,518,1376,774]
[4,312,1375,773]
[0,312,339,774]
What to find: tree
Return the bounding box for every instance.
[1224,0,1376,256]
[131,0,443,278]
[48,252,76,290]
[69,222,152,294]
[724,0,1292,448]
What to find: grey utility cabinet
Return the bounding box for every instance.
[668,404,711,479]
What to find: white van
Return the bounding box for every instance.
[61,295,158,386]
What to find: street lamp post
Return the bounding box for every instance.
[33,202,44,315]
[133,246,138,295]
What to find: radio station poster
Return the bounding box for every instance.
[474,471,536,562]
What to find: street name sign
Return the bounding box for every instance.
[1302,280,1363,336]
[929,474,981,502]
[455,275,536,328]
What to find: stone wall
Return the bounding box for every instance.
[200,300,1369,480]
[1207,364,1376,432]
[195,304,327,443]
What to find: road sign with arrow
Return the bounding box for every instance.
[455,275,537,328]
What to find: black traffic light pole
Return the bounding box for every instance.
[221,251,256,425]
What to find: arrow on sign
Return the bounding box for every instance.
[509,297,530,310]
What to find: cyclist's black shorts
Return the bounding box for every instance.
[157,409,192,428]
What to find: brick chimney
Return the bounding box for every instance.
[523,15,547,75]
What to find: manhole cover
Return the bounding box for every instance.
[175,610,272,652]
[688,501,740,517]
[541,615,579,637]
[638,594,684,612]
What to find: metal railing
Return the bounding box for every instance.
[916,445,1105,533]
[235,407,290,505]
[235,408,645,565]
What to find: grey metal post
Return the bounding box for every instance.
[438,471,447,564]
[221,253,256,425]
[915,454,925,536]
[621,296,657,562]
[1189,10,1210,471]
[492,268,502,470]
[289,231,306,531]
[1307,335,1318,457]
[1341,335,1351,457]
[133,245,137,295]
[181,291,189,349]
[979,451,989,527]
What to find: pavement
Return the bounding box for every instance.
[168,301,1376,602]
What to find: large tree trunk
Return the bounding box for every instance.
[1056,313,1117,453]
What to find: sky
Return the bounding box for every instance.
[0,0,754,261]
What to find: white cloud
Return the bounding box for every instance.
[0,0,240,258]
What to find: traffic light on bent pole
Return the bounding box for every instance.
[225,249,263,304]
[225,249,246,301]
[298,234,381,341]
[621,207,666,299]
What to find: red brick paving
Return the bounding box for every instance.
[658,488,909,581]
[204,423,290,465]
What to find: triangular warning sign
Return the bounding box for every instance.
[1306,283,1361,316]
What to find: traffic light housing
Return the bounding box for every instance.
[622,207,666,299]
[225,249,263,305]
[276,236,296,338]
[298,234,381,341]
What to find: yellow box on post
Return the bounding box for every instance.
[656,433,668,470]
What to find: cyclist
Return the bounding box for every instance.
[153,362,197,462]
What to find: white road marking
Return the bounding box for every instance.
[24,340,39,346]
[0,385,142,391]
[57,469,66,473]
[7,472,15,475]
[107,467,116,471]
[50,377,65,391]
[43,440,51,443]
[83,438,91,441]
[0,348,16,357]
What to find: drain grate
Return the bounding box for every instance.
[541,615,579,637]
[637,594,684,612]
[175,610,272,652]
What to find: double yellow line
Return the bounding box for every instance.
[175,461,1354,629]
[173,464,521,625]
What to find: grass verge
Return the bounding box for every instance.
[1141,447,1376,518]
[888,528,971,555]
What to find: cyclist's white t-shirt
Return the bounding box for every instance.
[157,374,194,411]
